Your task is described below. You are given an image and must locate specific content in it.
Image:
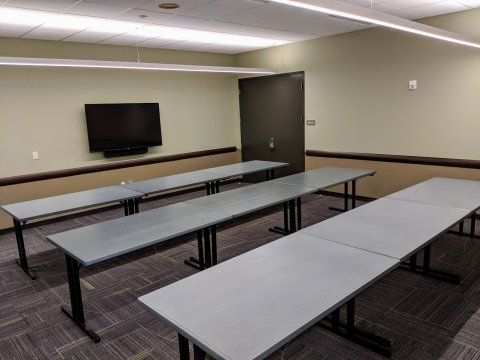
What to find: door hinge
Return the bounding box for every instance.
[301,82,304,90]
[301,115,304,123]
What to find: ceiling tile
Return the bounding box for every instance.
[180,3,241,20]
[155,14,216,28]
[219,2,295,24]
[0,23,35,37]
[5,0,78,12]
[371,2,402,13]
[87,0,149,7]
[391,8,424,18]
[210,0,262,11]
[137,36,177,47]
[136,0,214,15]
[457,0,480,6]
[65,2,129,17]
[383,0,441,9]
[22,27,78,40]
[0,7,56,26]
[411,0,469,16]
[64,29,123,42]
[341,0,376,6]
[113,8,172,23]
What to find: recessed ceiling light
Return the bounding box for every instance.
[159,3,180,10]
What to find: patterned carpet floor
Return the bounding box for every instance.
[1,182,480,360]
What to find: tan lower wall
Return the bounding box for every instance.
[0,151,241,230]
[306,156,480,199]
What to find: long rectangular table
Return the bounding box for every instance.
[1,186,144,279]
[386,177,480,237]
[2,160,288,280]
[301,198,469,283]
[46,202,232,342]
[273,166,375,212]
[123,160,289,196]
[140,233,399,360]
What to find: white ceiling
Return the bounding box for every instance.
[0,0,478,54]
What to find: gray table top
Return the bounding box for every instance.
[121,171,221,196]
[1,186,144,222]
[386,177,480,212]
[47,202,232,266]
[139,232,399,360]
[185,181,317,217]
[199,160,288,178]
[273,166,375,189]
[301,198,469,260]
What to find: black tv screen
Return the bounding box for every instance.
[85,103,162,152]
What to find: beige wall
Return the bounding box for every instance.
[0,37,240,178]
[236,8,480,161]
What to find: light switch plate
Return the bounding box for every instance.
[306,120,316,126]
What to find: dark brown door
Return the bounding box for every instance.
[239,72,305,182]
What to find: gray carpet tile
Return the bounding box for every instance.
[0,182,480,359]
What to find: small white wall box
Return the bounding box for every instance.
[409,80,417,90]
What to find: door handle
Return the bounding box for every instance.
[269,137,276,151]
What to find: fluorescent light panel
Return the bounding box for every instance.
[0,56,276,74]
[271,0,480,49]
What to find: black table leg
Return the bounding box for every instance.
[122,201,129,216]
[211,225,217,266]
[203,227,212,268]
[185,226,218,270]
[178,334,190,360]
[194,345,206,360]
[470,213,476,237]
[61,254,100,343]
[331,309,340,331]
[448,215,480,239]
[134,198,139,214]
[266,170,271,181]
[125,199,135,215]
[347,299,355,337]
[13,219,36,280]
[177,334,207,360]
[215,180,220,194]
[206,183,211,195]
[270,169,275,180]
[185,230,205,270]
[352,180,357,209]
[409,253,417,271]
[296,198,302,230]
[289,199,296,233]
[400,245,460,284]
[318,297,391,357]
[269,202,291,235]
[329,182,349,212]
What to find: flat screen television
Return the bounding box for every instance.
[85,103,162,155]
